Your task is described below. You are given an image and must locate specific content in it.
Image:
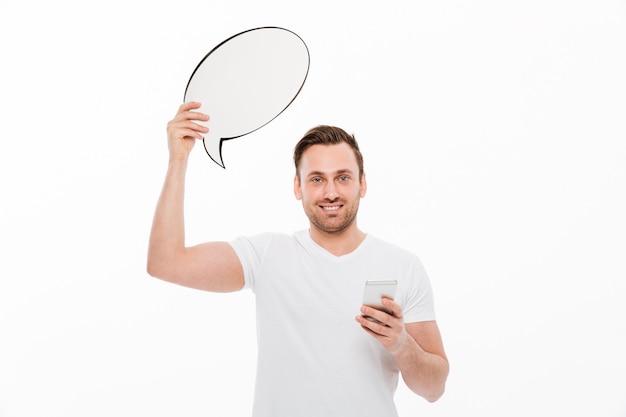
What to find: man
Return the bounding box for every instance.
[147,101,449,416]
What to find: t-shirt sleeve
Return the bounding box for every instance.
[229,233,273,291]
[401,257,437,323]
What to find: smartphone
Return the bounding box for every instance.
[362,280,397,322]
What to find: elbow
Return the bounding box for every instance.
[147,250,187,285]
[407,378,447,403]
[428,363,450,402]
[147,238,176,280]
[424,360,449,402]
[424,385,446,403]
[146,252,168,280]
[146,243,161,278]
[415,360,449,403]
[146,260,158,278]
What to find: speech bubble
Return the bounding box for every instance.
[183,27,310,168]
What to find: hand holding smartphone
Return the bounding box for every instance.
[362,280,397,323]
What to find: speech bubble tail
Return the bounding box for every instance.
[203,136,226,168]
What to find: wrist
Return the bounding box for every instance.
[168,153,190,166]
[166,155,190,177]
[390,330,418,359]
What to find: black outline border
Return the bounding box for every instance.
[183,26,311,168]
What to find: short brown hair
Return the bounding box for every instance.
[293,125,364,180]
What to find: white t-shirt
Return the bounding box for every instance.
[230,230,436,417]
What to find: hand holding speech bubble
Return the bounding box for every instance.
[183,27,310,168]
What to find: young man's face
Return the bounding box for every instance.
[294,142,367,234]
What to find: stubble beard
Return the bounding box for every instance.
[305,198,360,235]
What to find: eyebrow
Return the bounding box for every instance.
[306,169,355,178]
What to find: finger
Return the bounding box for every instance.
[186,111,210,122]
[174,102,211,123]
[360,305,392,327]
[178,101,202,113]
[176,129,205,140]
[356,314,391,337]
[172,111,210,125]
[181,120,209,132]
[168,124,208,140]
[168,120,209,135]
[382,298,403,319]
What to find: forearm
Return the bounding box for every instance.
[393,335,449,402]
[147,157,189,279]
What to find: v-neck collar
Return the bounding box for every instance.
[295,229,371,262]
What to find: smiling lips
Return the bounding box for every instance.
[321,205,342,211]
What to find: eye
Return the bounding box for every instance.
[311,177,323,184]
[338,175,350,182]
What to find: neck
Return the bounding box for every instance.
[308,225,366,257]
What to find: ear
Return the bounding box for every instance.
[294,175,303,200]
[359,172,367,198]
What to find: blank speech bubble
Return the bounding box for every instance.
[183,27,310,168]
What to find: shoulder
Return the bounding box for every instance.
[228,232,302,290]
[362,234,429,285]
[364,234,422,264]
[229,231,303,254]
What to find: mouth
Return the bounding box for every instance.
[320,204,342,212]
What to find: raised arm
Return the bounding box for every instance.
[147,102,244,292]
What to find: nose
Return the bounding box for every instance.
[324,181,339,201]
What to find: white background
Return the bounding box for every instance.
[1,1,625,416]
